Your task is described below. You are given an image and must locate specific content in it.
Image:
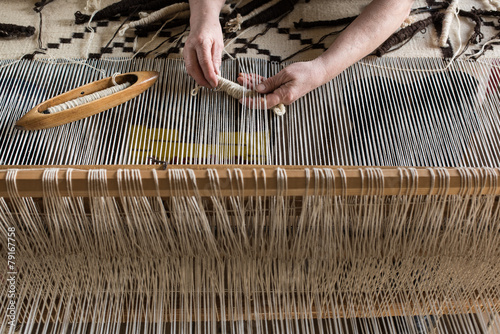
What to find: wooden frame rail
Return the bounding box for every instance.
[1,165,499,198]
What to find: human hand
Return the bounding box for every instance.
[183,16,224,88]
[237,60,328,108]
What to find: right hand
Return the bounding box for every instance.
[183,17,224,88]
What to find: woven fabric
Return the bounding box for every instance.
[1,0,500,61]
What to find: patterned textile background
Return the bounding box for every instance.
[2,0,500,62]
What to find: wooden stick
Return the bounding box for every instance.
[1,165,499,198]
[15,71,158,130]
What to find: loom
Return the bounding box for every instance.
[1,56,500,333]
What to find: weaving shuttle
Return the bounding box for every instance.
[14,71,159,131]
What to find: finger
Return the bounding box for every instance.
[196,41,218,88]
[237,73,265,90]
[261,93,282,107]
[212,42,223,77]
[184,47,211,88]
[237,75,254,89]
[242,86,295,108]
[255,72,286,94]
[265,86,296,106]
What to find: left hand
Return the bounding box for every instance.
[237,60,328,109]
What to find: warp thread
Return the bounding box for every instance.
[0,23,35,39]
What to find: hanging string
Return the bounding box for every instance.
[131,13,180,57]
[84,11,99,58]
[33,0,54,51]
[466,38,500,59]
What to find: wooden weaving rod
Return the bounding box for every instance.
[1,165,499,198]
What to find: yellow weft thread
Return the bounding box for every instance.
[129,125,268,163]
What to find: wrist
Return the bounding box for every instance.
[189,1,224,30]
[190,14,221,32]
[310,57,335,87]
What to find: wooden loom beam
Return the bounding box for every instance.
[1,165,499,198]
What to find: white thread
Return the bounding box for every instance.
[216,75,254,99]
[225,14,244,33]
[466,39,500,59]
[84,10,99,58]
[439,0,458,48]
[224,0,280,33]
[223,26,255,53]
[119,3,189,36]
[218,76,286,116]
[272,103,286,116]
[37,56,107,78]
[131,14,179,58]
[133,36,138,52]
[192,75,286,116]
[46,82,131,114]
[111,72,120,86]
[191,84,202,96]
[400,16,416,29]
[441,5,463,67]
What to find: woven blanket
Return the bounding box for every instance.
[2,0,500,62]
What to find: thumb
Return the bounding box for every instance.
[255,73,284,94]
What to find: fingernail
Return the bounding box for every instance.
[256,84,265,92]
